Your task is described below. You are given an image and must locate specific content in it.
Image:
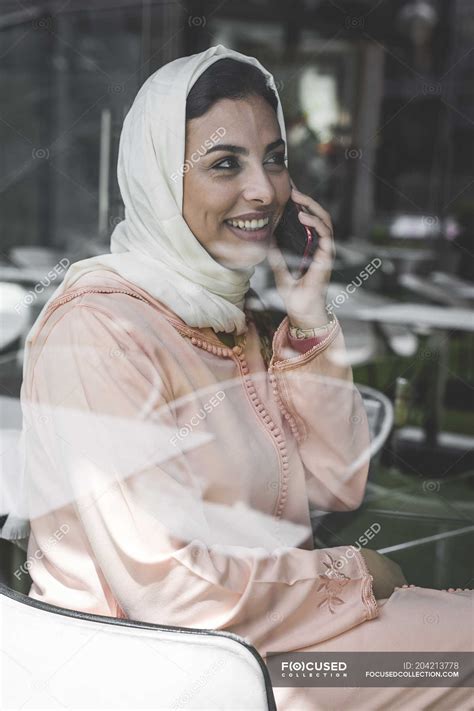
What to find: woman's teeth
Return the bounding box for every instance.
[226,217,269,231]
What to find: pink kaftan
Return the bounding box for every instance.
[22,269,473,710]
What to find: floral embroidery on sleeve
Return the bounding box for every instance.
[323,551,349,578]
[317,553,350,614]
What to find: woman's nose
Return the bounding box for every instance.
[241,167,276,205]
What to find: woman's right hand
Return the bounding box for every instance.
[360,548,407,599]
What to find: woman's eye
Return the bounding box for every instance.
[212,157,240,170]
[265,152,287,167]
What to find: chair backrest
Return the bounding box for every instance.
[1,584,276,710]
[357,383,394,459]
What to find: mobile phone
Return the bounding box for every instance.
[274,198,318,277]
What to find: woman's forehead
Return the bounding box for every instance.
[185,96,281,146]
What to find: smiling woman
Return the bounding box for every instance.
[183,58,290,270]
[6,44,473,711]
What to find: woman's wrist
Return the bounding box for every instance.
[288,310,336,339]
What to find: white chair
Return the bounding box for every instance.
[1,583,276,710]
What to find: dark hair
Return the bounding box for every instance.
[185,58,278,121]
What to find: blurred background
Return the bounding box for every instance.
[1,0,473,593]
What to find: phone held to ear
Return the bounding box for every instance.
[274,198,319,278]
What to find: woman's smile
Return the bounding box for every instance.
[224,211,273,242]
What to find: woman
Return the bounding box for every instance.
[11,45,472,710]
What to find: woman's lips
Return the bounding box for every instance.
[224,220,272,243]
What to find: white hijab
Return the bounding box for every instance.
[22,44,287,377]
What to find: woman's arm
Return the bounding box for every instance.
[25,303,377,654]
[269,314,371,512]
[266,187,370,512]
[272,316,406,598]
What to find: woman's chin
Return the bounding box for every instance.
[212,240,269,271]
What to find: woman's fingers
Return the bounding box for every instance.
[298,212,335,272]
[298,211,334,250]
[292,187,332,232]
[269,185,334,295]
[292,188,335,268]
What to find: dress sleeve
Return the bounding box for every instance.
[287,332,328,353]
[269,315,372,512]
[25,303,377,655]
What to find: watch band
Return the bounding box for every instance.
[288,311,336,340]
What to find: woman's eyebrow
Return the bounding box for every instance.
[204,138,285,156]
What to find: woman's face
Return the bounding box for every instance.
[183,94,291,270]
